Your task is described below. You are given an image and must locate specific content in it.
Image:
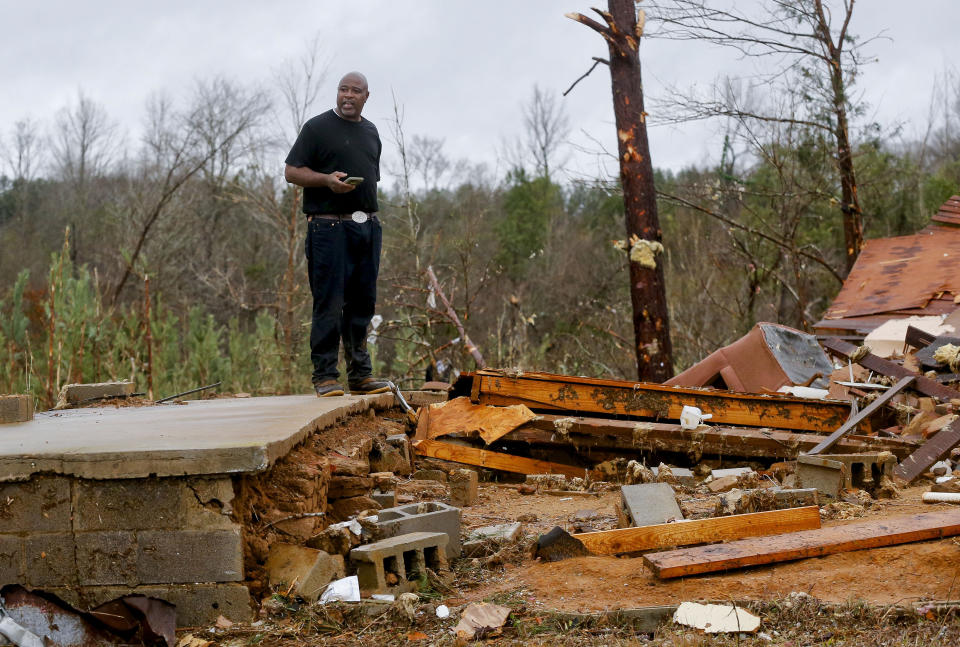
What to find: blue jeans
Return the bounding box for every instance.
[304,216,382,384]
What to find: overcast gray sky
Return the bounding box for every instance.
[2,0,958,189]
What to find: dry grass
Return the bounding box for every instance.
[179,592,960,646]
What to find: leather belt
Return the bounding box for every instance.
[307,211,376,224]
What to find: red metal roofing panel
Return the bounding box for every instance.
[823,229,960,319]
[933,195,960,227]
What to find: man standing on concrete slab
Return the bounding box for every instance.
[285,71,391,397]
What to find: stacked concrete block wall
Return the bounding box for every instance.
[0,474,251,625]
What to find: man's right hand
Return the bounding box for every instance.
[326,171,357,194]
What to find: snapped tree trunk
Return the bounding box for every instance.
[568,0,674,381]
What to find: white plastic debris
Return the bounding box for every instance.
[319,575,360,603]
[777,386,829,400]
[436,604,450,618]
[936,476,955,485]
[680,406,713,430]
[673,602,761,634]
[922,492,960,504]
[371,594,395,602]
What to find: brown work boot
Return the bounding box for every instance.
[348,377,391,395]
[314,380,345,397]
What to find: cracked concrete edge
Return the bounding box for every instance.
[0,393,397,482]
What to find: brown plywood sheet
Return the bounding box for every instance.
[823,229,960,319]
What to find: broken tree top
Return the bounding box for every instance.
[0,393,392,481]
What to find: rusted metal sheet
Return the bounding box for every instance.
[894,419,960,483]
[823,228,960,320]
[932,195,960,228]
[471,369,851,433]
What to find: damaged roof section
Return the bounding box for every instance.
[815,196,960,340]
[665,323,834,392]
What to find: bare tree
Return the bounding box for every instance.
[567,0,674,382]
[523,85,570,180]
[410,134,450,192]
[649,0,876,272]
[1,118,45,227]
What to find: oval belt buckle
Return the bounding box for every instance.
[351,211,368,224]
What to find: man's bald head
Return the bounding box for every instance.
[339,71,368,90]
[336,72,370,122]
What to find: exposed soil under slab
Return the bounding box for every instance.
[232,408,407,598]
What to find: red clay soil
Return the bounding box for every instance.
[465,485,960,612]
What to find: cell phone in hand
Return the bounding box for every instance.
[343,176,364,186]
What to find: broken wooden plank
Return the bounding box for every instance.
[508,415,918,460]
[894,419,960,483]
[415,396,536,444]
[643,509,960,579]
[573,507,821,556]
[412,438,588,479]
[806,376,915,455]
[821,338,960,402]
[472,370,850,433]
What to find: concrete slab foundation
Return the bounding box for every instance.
[0,393,395,627]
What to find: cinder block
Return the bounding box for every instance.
[773,487,819,509]
[0,534,23,584]
[181,477,239,531]
[58,381,135,405]
[371,490,396,508]
[0,476,72,532]
[24,533,77,587]
[711,467,755,479]
[75,478,183,531]
[76,531,137,586]
[0,394,33,423]
[137,529,243,584]
[620,483,683,527]
[449,469,478,507]
[51,583,253,626]
[809,453,897,490]
[264,543,345,602]
[350,531,448,594]
[374,501,462,557]
[797,456,846,499]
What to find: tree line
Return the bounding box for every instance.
[2,4,960,408]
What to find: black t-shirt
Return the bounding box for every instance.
[285,109,381,215]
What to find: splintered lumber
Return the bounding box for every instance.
[412,438,587,479]
[822,338,960,402]
[415,396,536,444]
[894,419,960,483]
[470,369,849,433]
[644,509,960,579]
[508,415,918,461]
[806,376,915,455]
[573,507,821,556]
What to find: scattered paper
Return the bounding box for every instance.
[436,604,450,618]
[673,601,761,634]
[454,602,512,640]
[319,575,360,603]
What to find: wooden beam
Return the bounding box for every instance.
[574,507,821,556]
[412,438,588,479]
[644,509,960,579]
[821,338,960,402]
[894,419,960,483]
[806,376,915,455]
[472,369,850,433]
[518,414,917,460]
